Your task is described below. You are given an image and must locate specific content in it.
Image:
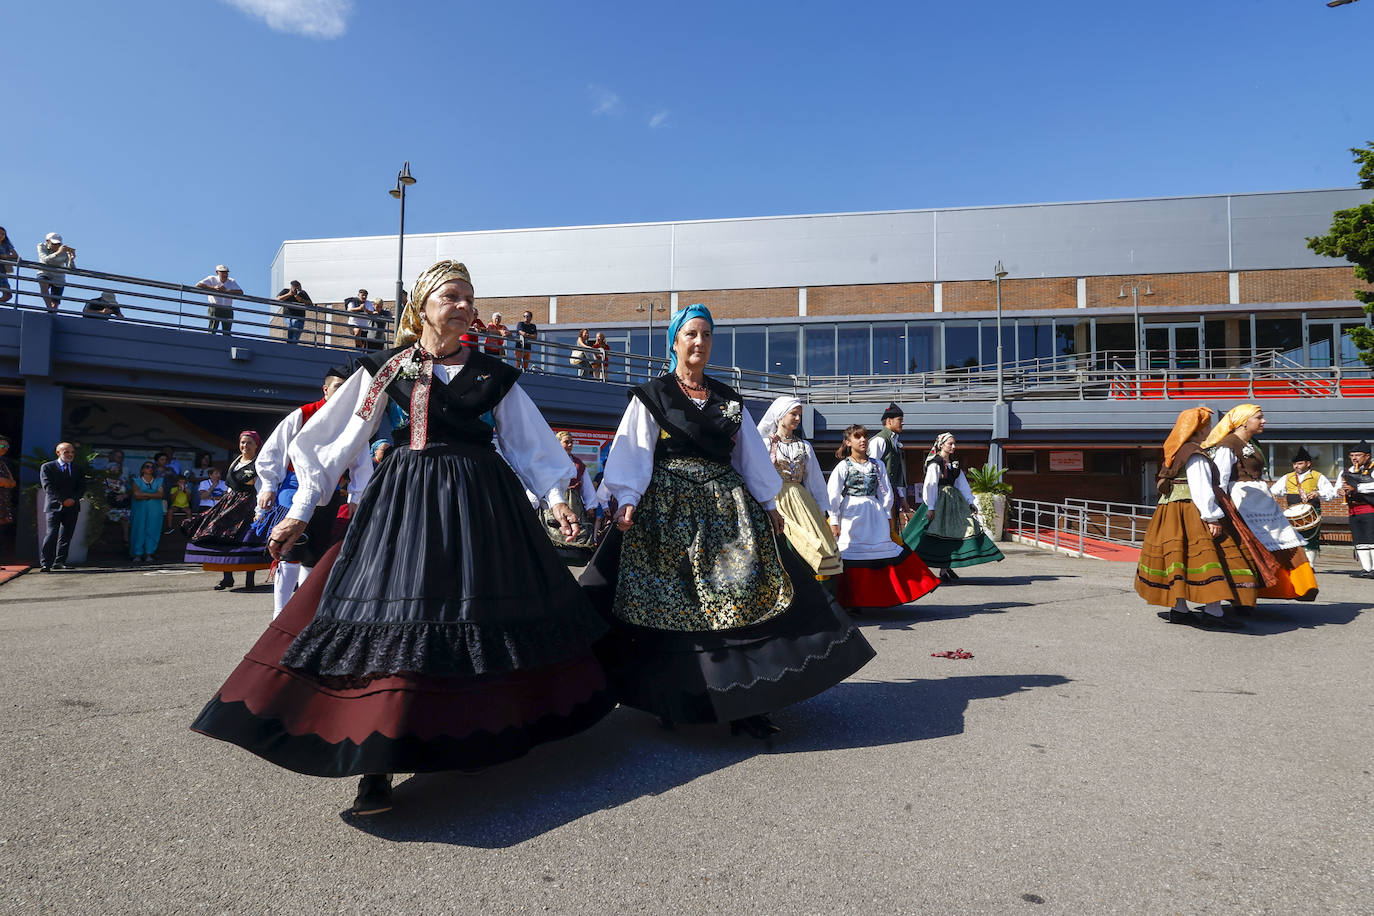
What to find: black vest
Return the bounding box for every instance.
[630,374,743,464]
[925,455,963,488]
[1344,462,1374,509]
[360,347,520,448]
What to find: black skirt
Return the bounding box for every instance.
[580,527,875,725]
[191,442,613,777]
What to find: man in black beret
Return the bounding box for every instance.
[869,403,907,537]
[1340,440,1374,578]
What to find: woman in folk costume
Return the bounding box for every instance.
[184,431,271,591]
[191,261,613,816]
[1203,404,1318,602]
[827,424,941,610]
[541,430,598,564]
[756,395,843,579]
[1268,446,1338,567]
[579,304,874,743]
[901,433,1004,582]
[1338,440,1374,579]
[1134,407,1267,628]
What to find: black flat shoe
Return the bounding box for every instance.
[730,715,782,741]
[349,774,393,816]
[1166,608,1195,625]
[213,581,230,591]
[1192,611,1244,630]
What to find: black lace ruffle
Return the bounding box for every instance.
[279,613,606,680]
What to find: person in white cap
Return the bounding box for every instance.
[196,265,242,335]
[36,233,76,310]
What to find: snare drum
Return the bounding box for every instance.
[1283,503,1321,533]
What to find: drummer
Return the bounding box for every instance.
[1270,447,1338,567]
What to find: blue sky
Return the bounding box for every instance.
[1,0,1368,296]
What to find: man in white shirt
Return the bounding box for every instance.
[196,265,242,335]
[346,290,377,350]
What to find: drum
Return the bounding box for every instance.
[1283,503,1321,534]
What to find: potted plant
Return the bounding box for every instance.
[966,463,1012,540]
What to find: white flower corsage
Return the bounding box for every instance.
[721,400,742,424]
[396,349,424,380]
[1241,443,1256,458]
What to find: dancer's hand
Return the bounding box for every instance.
[830,523,841,537]
[616,504,636,531]
[268,518,307,560]
[257,489,275,514]
[767,508,785,535]
[551,502,580,539]
[1205,521,1222,538]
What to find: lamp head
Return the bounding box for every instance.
[389,187,402,199]
[994,260,1008,279]
[398,161,416,186]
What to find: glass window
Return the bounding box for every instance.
[906,323,935,374]
[837,325,870,376]
[1055,318,1086,358]
[943,323,979,371]
[1005,451,1036,473]
[871,323,905,376]
[1255,317,1302,361]
[804,324,835,376]
[542,330,581,378]
[734,327,766,373]
[709,326,732,371]
[1308,322,1335,368]
[1016,319,1053,364]
[980,322,996,369]
[769,326,799,376]
[1340,321,1370,370]
[1092,319,1135,369]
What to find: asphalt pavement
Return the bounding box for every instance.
[1,545,1370,915]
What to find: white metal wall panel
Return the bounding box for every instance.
[1229,190,1362,271]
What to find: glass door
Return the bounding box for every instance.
[1143,322,1204,370]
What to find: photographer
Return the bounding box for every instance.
[275,280,313,344]
[37,233,76,310]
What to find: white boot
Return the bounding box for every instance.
[273,561,302,619]
[1358,548,1374,574]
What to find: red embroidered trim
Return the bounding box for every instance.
[356,346,416,422]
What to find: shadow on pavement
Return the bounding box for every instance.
[347,673,1069,847]
[855,601,1035,629]
[1225,601,1363,636]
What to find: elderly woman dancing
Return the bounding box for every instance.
[191,261,613,816]
[756,395,843,579]
[1135,407,1271,628]
[1203,404,1318,602]
[580,304,873,743]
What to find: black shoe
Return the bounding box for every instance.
[53,563,68,570]
[1166,608,1195,625]
[39,566,51,573]
[349,774,393,815]
[1193,610,1244,629]
[939,568,959,583]
[213,579,231,591]
[730,714,782,741]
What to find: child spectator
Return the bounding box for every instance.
[166,476,193,533]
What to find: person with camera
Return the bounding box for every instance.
[275,280,313,344]
[37,233,76,311]
[196,265,242,335]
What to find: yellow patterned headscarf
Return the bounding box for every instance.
[1200,404,1261,450]
[394,260,472,347]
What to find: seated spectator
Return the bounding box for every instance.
[37,233,76,310]
[0,226,17,304]
[166,475,193,533]
[197,467,227,510]
[82,291,124,319]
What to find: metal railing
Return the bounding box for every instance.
[1062,498,1155,545]
[1005,496,1156,557]
[1005,498,1091,558]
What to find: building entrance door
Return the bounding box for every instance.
[1143,322,1203,370]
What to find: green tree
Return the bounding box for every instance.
[1307,142,1374,366]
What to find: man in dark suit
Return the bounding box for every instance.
[40,442,85,571]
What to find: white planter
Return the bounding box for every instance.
[35,494,93,564]
[975,493,1007,541]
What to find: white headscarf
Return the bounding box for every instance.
[757,396,803,441]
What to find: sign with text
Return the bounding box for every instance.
[1049,450,1084,472]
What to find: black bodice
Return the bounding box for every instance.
[630,374,743,464]
[926,455,963,488]
[228,458,258,494]
[361,347,520,448]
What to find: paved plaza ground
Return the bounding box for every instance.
[1,544,1371,914]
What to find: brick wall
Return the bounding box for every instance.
[675,288,798,320]
[943,277,1078,312]
[553,293,670,327]
[808,282,935,316]
[1239,267,1370,303]
[479,295,551,325]
[1083,272,1230,309]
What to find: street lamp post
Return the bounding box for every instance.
[388,162,417,338]
[994,260,1009,404]
[636,297,665,380]
[1118,280,1155,372]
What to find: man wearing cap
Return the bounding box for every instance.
[36,232,76,310]
[1339,440,1374,578]
[254,365,373,617]
[1270,447,1338,567]
[197,265,242,335]
[869,402,907,537]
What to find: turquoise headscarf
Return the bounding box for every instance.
[666,303,714,372]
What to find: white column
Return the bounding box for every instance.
[1228,272,1240,305]
[670,291,679,315]
[798,287,808,317]
[933,283,943,313]
[549,296,557,324]
[1077,277,1087,308]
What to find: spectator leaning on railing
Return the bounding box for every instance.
[37,233,76,310]
[276,280,313,344]
[197,265,242,335]
[0,226,18,304]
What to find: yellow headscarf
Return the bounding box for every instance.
[1200,404,1261,450]
[1162,406,1214,468]
[394,260,472,347]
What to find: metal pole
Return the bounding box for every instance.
[1132,284,1141,372]
[995,267,1005,404]
[394,184,406,336]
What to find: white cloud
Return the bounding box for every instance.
[589,85,623,116]
[648,109,669,129]
[221,0,353,39]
